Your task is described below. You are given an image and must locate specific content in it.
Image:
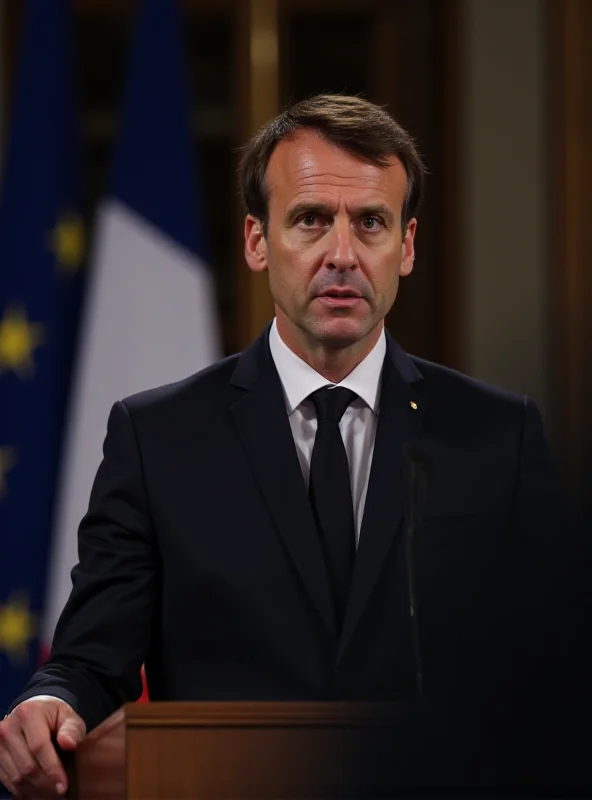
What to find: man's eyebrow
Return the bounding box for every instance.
[285,201,336,224]
[285,201,395,225]
[351,204,394,222]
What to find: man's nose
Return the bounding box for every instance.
[325,219,357,271]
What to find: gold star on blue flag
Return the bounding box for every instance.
[0,593,37,665]
[52,212,86,273]
[0,0,85,714]
[0,305,45,377]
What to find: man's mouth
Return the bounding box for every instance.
[316,289,363,309]
[317,288,362,299]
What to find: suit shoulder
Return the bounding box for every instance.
[411,356,526,409]
[406,356,536,449]
[120,353,241,419]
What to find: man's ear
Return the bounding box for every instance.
[399,218,417,277]
[244,215,268,273]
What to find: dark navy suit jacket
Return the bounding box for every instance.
[12,328,570,786]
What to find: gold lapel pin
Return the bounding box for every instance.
[409,401,418,411]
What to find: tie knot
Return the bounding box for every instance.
[309,386,357,423]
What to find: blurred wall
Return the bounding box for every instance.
[461,0,550,421]
[0,0,553,424]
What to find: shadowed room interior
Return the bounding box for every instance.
[0,2,590,796]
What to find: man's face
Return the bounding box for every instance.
[244,129,416,353]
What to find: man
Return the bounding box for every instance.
[0,95,567,797]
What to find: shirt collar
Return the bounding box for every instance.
[268,318,386,415]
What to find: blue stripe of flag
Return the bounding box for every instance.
[112,0,207,262]
[0,0,84,714]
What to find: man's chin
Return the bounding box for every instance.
[310,317,375,349]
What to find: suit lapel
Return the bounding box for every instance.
[229,329,337,636]
[337,335,427,663]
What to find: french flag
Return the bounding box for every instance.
[42,0,220,662]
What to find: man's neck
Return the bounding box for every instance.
[275,319,383,384]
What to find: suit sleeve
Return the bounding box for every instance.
[514,397,565,541]
[486,398,578,776]
[518,400,585,669]
[498,398,567,661]
[8,401,160,731]
[512,397,574,641]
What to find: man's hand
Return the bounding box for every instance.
[0,698,85,798]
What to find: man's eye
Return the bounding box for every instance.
[361,216,381,230]
[300,215,318,227]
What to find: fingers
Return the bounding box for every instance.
[11,703,68,791]
[22,721,69,791]
[0,698,84,798]
[1,724,38,783]
[0,750,56,800]
[55,708,85,751]
[0,747,18,795]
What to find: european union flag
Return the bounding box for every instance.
[0,0,85,714]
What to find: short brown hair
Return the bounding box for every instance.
[238,94,426,234]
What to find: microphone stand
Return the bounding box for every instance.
[403,445,428,706]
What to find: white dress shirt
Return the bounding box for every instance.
[268,319,386,544]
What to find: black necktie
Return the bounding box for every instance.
[308,386,357,629]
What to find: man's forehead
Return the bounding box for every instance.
[266,130,406,200]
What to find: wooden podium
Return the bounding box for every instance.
[69,701,424,799]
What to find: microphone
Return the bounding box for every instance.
[402,442,431,704]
